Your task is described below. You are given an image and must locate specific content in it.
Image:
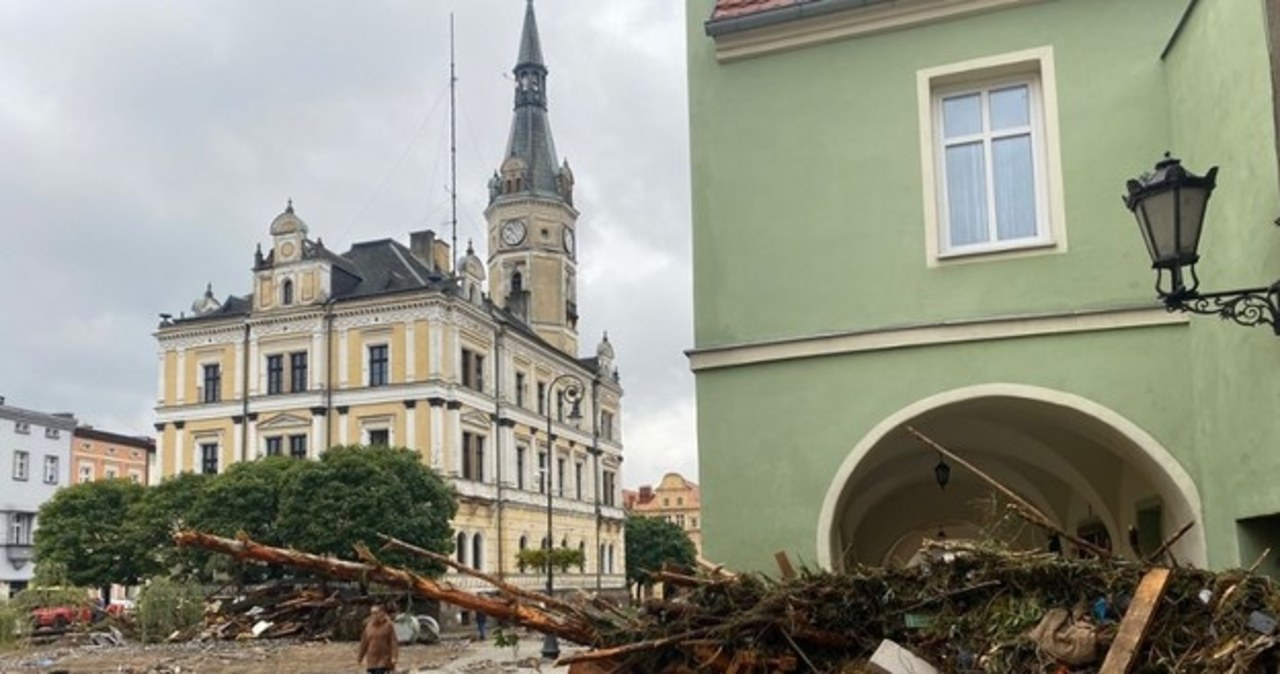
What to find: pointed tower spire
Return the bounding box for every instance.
[492,0,564,204]
[516,0,544,68]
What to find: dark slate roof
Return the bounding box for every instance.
[338,239,450,299]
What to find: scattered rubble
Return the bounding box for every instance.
[171,430,1280,673]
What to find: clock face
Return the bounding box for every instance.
[501,220,526,246]
[562,226,575,256]
[280,241,296,258]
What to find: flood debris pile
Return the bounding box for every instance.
[175,529,1280,673]
[195,586,399,642]
[585,545,1280,673]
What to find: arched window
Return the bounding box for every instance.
[518,535,529,573]
[578,541,586,574]
[541,535,549,550]
[471,533,484,571]
[511,271,523,293]
[456,532,467,566]
[282,279,294,305]
[599,544,605,573]
[607,544,615,574]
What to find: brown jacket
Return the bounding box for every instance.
[358,614,399,669]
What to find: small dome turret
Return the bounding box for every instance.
[191,282,222,316]
[269,199,308,236]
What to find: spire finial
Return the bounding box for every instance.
[466,239,475,255]
[286,198,294,214]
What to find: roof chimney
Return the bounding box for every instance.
[409,230,437,271]
[432,240,452,274]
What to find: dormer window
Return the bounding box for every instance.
[282,279,294,306]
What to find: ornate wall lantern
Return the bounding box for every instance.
[1124,154,1280,333]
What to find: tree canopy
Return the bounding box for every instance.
[33,478,149,594]
[34,445,458,587]
[277,445,457,573]
[624,515,697,590]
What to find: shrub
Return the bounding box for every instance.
[136,578,205,643]
[0,601,23,650]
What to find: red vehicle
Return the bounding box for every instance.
[30,604,94,630]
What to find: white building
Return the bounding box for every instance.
[0,397,75,598]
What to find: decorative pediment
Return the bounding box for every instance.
[462,411,491,428]
[258,413,311,430]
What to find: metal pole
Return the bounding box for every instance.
[541,381,559,660]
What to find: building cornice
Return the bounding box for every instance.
[708,0,1044,62]
[687,305,1189,372]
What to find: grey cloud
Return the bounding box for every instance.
[0,0,695,489]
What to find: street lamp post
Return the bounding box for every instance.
[540,373,583,660]
[1123,154,1280,333]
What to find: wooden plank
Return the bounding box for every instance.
[774,551,797,580]
[1098,567,1172,674]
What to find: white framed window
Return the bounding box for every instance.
[13,421,29,435]
[78,462,93,483]
[44,427,60,440]
[12,450,29,481]
[918,46,1066,264]
[43,456,58,485]
[104,464,119,479]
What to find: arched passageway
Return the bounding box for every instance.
[818,384,1204,569]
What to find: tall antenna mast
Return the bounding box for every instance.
[449,12,459,273]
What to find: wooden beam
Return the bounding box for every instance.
[1098,567,1172,674]
[774,551,796,580]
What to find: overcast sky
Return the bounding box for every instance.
[0,0,696,489]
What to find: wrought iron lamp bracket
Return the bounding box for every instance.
[1161,275,1280,335]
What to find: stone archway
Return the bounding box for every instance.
[817,384,1204,569]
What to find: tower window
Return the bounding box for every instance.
[282,279,294,305]
[511,271,523,293]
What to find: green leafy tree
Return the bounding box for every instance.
[277,445,457,574]
[624,515,697,595]
[188,456,298,585]
[126,471,212,580]
[34,478,148,601]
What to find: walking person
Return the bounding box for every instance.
[476,610,488,641]
[357,605,399,674]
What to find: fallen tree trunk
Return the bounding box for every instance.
[173,530,594,645]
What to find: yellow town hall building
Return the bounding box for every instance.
[152,1,626,591]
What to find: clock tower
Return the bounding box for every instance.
[485,0,580,356]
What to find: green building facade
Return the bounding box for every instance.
[687,0,1280,571]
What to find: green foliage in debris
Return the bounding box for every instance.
[0,602,22,650]
[624,515,697,590]
[135,577,204,643]
[276,445,458,575]
[516,546,586,573]
[34,478,150,594]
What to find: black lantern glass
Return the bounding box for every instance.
[934,457,950,491]
[1123,155,1217,273]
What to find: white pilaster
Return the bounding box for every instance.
[232,423,243,464]
[233,340,245,398]
[450,407,463,475]
[405,323,416,383]
[311,332,324,389]
[502,425,517,487]
[311,414,324,459]
[338,413,349,445]
[484,424,496,484]
[247,338,260,396]
[405,406,417,451]
[338,330,349,387]
[430,405,444,469]
[245,418,258,459]
[429,324,443,377]
[175,348,187,404]
[174,427,186,473]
